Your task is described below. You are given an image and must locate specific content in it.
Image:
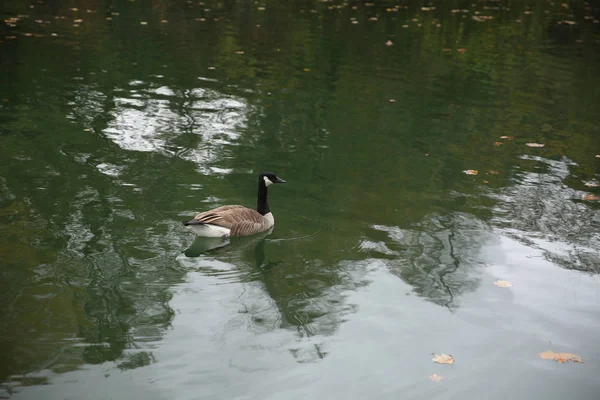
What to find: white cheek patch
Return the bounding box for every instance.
[263,176,274,186]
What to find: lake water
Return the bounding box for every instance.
[1,1,599,399]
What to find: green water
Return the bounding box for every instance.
[1,0,599,399]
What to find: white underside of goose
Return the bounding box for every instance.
[188,223,231,238]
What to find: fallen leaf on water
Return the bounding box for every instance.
[463,170,478,175]
[493,279,512,288]
[83,128,91,132]
[596,155,600,158]
[494,142,503,146]
[432,354,454,365]
[369,17,378,21]
[583,195,599,201]
[161,20,168,23]
[442,48,451,52]
[385,40,393,46]
[483,180,489,184]
[235,51,244,54]
[140,21,147,25]
[303,68,310,72]
[500,135,513,140]
[429,374,443,382]
[539,350,583,363]
[488,170,499,175]
[526,143,544,147]
[457,48,467,53]
[207,66,216,70]
[389,99,396,103]
[584,182,599,187]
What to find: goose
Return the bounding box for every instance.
[183,172,286,238]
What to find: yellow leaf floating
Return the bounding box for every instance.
[526,143,545,148]
[539,350,583,363]
[429,374,443,382]
[493,279,512,288]
[464,170,478,175]
[432,354,454,365]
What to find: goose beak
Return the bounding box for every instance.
[275,177,286,183]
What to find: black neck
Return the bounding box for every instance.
[257,178,270,216]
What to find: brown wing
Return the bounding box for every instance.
[229,220,269,237]
[192,205,263,229]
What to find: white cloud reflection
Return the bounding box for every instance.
[103,82,250,174]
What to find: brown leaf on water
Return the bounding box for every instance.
[493,279,512,288]
[500,135,513,140]
[463,170,478,175]
[583,195,599,201]
[429,374,443,382]
[488,170,500,175]
[539,350,583,363]
[303,68,311,72]
[385,40,393,46]
[457,48,467,53]
[526,143,545,148]
[432,354,454,365]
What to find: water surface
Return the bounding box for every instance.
[1,1,599,399]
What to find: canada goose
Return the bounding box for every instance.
[183,172,286,238]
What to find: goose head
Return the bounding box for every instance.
[260,171,286,187]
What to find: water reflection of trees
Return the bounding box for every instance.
[490,155,600,274]
[1,0,599,390]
